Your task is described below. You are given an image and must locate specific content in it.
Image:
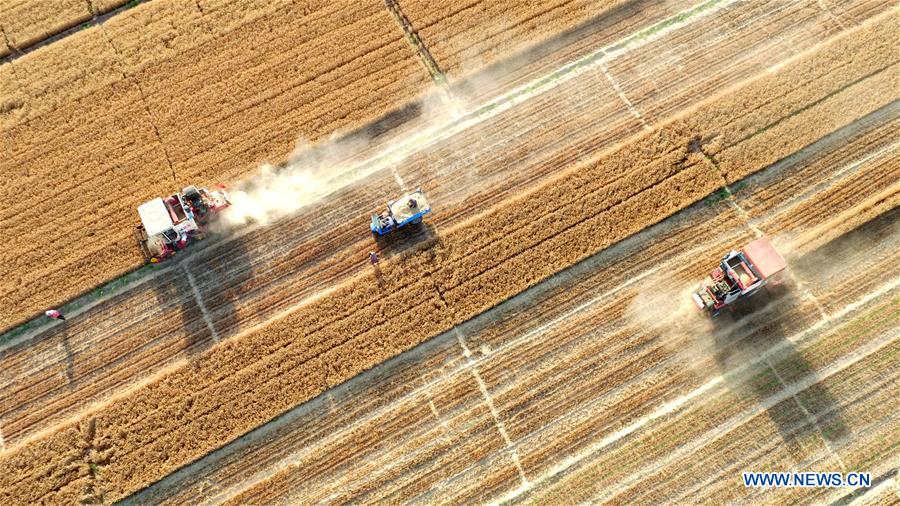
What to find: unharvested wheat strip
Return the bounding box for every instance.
[593,334,898,504]
[497,277,900,503]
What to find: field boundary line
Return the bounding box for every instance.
[816,0,849,30]
[95,20,178,182]
[494,277,900,503]
[598,60,651,130]
[383,0,454,103]
[422,373,454,446]
[455,327,530,486]
[183,265,220,343]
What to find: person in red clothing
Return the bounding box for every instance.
[45,309,66,321]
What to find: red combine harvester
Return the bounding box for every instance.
[135,185,231,263]
[692,236,787,316]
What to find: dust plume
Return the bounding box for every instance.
[215,89,462,230]
[218,135,362,228]
[624,273,716,350]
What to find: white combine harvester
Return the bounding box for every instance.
[135,185,230,263]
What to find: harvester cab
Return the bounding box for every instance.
[135,184,231,263]
[692,236,787,316]
[371,188,431,236]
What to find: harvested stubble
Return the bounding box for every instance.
[0,0,432,331]
[397,0,622,79]
[528,281,899,504]
[2,10,895,504]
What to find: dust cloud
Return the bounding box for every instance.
[214,87,467,230]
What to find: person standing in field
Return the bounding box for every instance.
[45,309,66,321]
[369,251,379,265]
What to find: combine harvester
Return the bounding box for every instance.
[371,188,431,236]
[135,185,231,263]
[692,236,787,316]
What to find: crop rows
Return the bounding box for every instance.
[211,112,898,502]
[0,10,895,503]
[0,0,432,331]
[396,0,669,86]
[527,290,898,504]
[181,198,752,504]
[0,0,831,451]
[0,1,139,54]
[0,1,92,54]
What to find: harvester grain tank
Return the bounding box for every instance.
[135,185,231,263]
[692,236,787,316]
[371,188,431,236]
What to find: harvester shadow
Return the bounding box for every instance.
[147,236,252,355]
[56,322,76,390]
[371,221,441,259]
[197,235,254,341]
[711,284,848,463]
[149,267,215,356]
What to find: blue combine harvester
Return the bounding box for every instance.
[371,189,431,236]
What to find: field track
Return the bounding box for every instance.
[1,0,898,504]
